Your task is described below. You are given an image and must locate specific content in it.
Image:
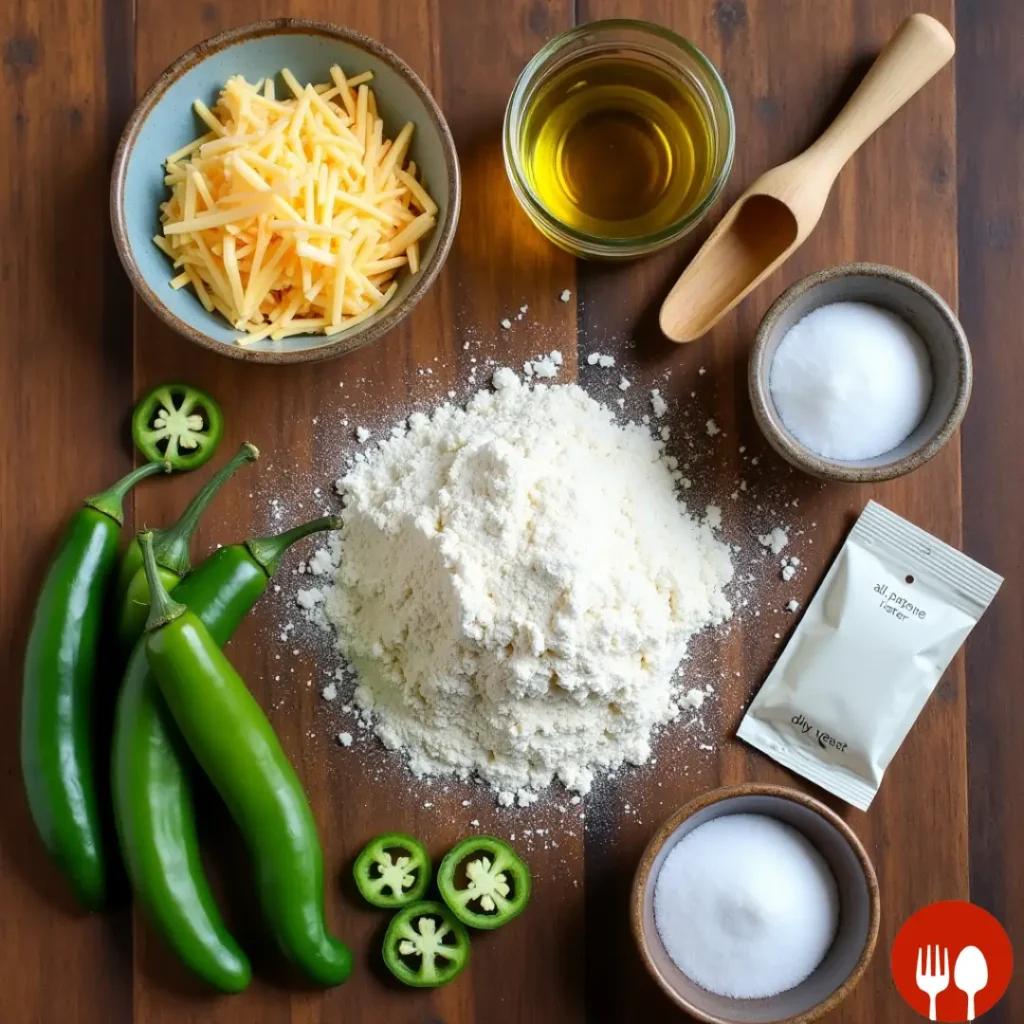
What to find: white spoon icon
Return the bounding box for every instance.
[954,945,988,1021]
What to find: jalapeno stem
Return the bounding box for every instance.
[152,443,259,576]
[245,514,341,577]
[140,532,188,630]
[84,460,171,524]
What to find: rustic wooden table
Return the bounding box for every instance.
[2,1,1020,1021]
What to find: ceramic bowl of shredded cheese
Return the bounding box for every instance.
[111,19,460,363]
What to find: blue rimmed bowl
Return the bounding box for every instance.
[111,19,460,364]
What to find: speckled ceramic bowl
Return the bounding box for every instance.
[111,19,460,363]
[749,264,971,482]
[632,785,880,1024]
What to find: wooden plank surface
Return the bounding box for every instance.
[575,2,962,1022]
[0,0,1017,1021]
[0,0,135,1017]
[957,3,1024,1023]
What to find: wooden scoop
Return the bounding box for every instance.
[659,13,955,343]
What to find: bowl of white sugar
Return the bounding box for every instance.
[631,784,880,1023]
[749,263,971,482]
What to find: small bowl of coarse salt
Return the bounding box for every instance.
[631,784,880,1024]
[748,263,971,482]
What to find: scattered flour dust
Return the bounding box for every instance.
[319,368,734,800]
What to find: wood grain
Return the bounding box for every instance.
[576,2,961,1021]
[0,0,136,1019]
[1,0,1018,1021]
[129,2,580,1023]
[957,2,1024,1023]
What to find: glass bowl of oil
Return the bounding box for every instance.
[504,20,735,259]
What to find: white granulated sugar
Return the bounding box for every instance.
[355,426,370,443]
[770,302,933,461]
[706,418,720,436]
[559,289,571,302]
[786,599,801,612]
[322,683,338,701]
[618,376,631,391]
[323,370,733,798]
[655,815,838,999]
[337,732,353,747]
[650,390,668,418]
[598,355,615,368]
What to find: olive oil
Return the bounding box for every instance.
[520,57,716,240]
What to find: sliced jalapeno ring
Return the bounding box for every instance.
[132,383,224,471]
[382,901,470,988]
[437,835,531,930]
[354,832,431,909]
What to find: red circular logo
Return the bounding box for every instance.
[891,901,1013,1021]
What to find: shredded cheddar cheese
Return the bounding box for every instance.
[156,69,438,343]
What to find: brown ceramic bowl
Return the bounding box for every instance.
[631,784,880,1024]
[111,19,460,364]
[749,264,971,482]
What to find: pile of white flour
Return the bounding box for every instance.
[321,368,733,799]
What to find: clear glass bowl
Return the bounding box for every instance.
[503,20,735,260]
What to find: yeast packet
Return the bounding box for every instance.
[737,500,1002,810]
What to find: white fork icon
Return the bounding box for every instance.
[916,945,950,1020]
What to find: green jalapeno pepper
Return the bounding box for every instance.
[132,383,224,472]
[114,442,258,649]
[354,833,431,909]
[112,514,338,993]
[139,532,352,987]
[437,835,531,930]
[20,460,170,910]
[382,901,471,988]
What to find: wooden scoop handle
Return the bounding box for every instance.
[807,14,955,179]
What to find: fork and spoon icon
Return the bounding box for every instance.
[916,944,989,1020]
